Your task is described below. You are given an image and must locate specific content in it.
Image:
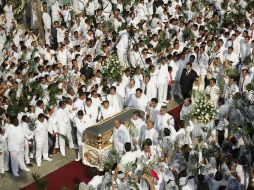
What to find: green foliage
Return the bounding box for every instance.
[243,56,253,66]
[206,19,219,36]
[103,148,120,171]
[155,32,171,53]
[182,28,194,41]
[102,53,124,82]
[59,134,70,147]
[129,121,139,138]
[32,173,48,190]
[225,67,240,79]
[13,0,28,18]
[28,117,37,131]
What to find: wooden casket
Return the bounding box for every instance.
[82,108,141,171]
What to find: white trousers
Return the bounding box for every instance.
[0,150,9,174]
[157,83,168,103]
[10,148,27,176]
[66,126,74,149]
[35,138,49,165]
[44,28,51,45]
[59,135,66,156]
[77,145,83,160]
[24,139,31,164]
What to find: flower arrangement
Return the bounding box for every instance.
[102,53,124,82]
[187,92,216,124]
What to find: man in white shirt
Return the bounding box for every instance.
[84,98,99,125]
[52,101,72,156]
[157,57,169,104]
[141,121,159,146]
[154,106,175,133]
[73,91,86,112]
[42,7,52,45]
[110,119,130,154]
[224,47,239,67]
[74,110,89,161]
[99,100,115,120]
[6,116,30,177]
[107,86,124,114]
[180,98,192,120]
[128,88,149,113]
[205,78,221,106]
[239,68,252,93]
[148,98,161,122]
[35,114,52,167]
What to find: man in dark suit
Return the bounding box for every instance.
[180,62,197,99]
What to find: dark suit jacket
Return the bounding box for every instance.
[180,68,197,93]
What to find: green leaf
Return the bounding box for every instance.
[32,173,48,190]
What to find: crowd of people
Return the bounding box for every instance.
[0,0,254,189]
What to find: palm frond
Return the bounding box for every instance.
[59,134,70,147]
[32,173,48,190]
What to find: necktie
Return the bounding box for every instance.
[241,77,245,92]
[144,84,147,95]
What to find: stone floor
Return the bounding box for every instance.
[0,100,181,190]
[0,148,76,190]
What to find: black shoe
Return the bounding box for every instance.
[27,163,33,167]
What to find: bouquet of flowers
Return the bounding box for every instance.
[128,121,139,139]
[187,92,216,124]
[102,53,124,82]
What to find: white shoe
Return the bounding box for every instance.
[13,173,19,177]
[75,158,81,162]
[23,168,30,172]
[44,158,52,161]
[37,163,41,167]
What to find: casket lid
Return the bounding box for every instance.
[85,108,142,136]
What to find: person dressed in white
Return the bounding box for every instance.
[141,121,159,146]
[141,75,154,101]
[110,119,130,154]
[239,68,252,93]
[34,114,52,167]
[42,6,52,45]
[148,98,161,123]
[99,100,115,120]
[84,98,98,125]
[74,110,89,161]
[107,86,124,114]
[52,101,72,156]
[205,78,221,106]
[180,98,192,120]
[154,106,175,133]
[0,126,8,174]
[157,57,169,104]
[6,116,30,177]
[21,116,34,166]
[128,88,149,113]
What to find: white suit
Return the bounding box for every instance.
[6,124,28,176]
[74,117,89,160]
[34,119,49,165]
[107,93,124,113]
[21,122,33,165]
[42,11,52,45]
[110,124,130,154]
[52,108,72,156]
[157,64,169,103]
[0,132,8,174]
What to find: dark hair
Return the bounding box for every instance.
[77,110,84,116]
[151,98,158,103]
[125,142,132,152]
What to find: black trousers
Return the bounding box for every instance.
[48,133,56,154]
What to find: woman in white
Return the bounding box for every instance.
[34,114,52,167]
[74,110,89,161]
[6,116,30,177]
[191,76,204,103]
